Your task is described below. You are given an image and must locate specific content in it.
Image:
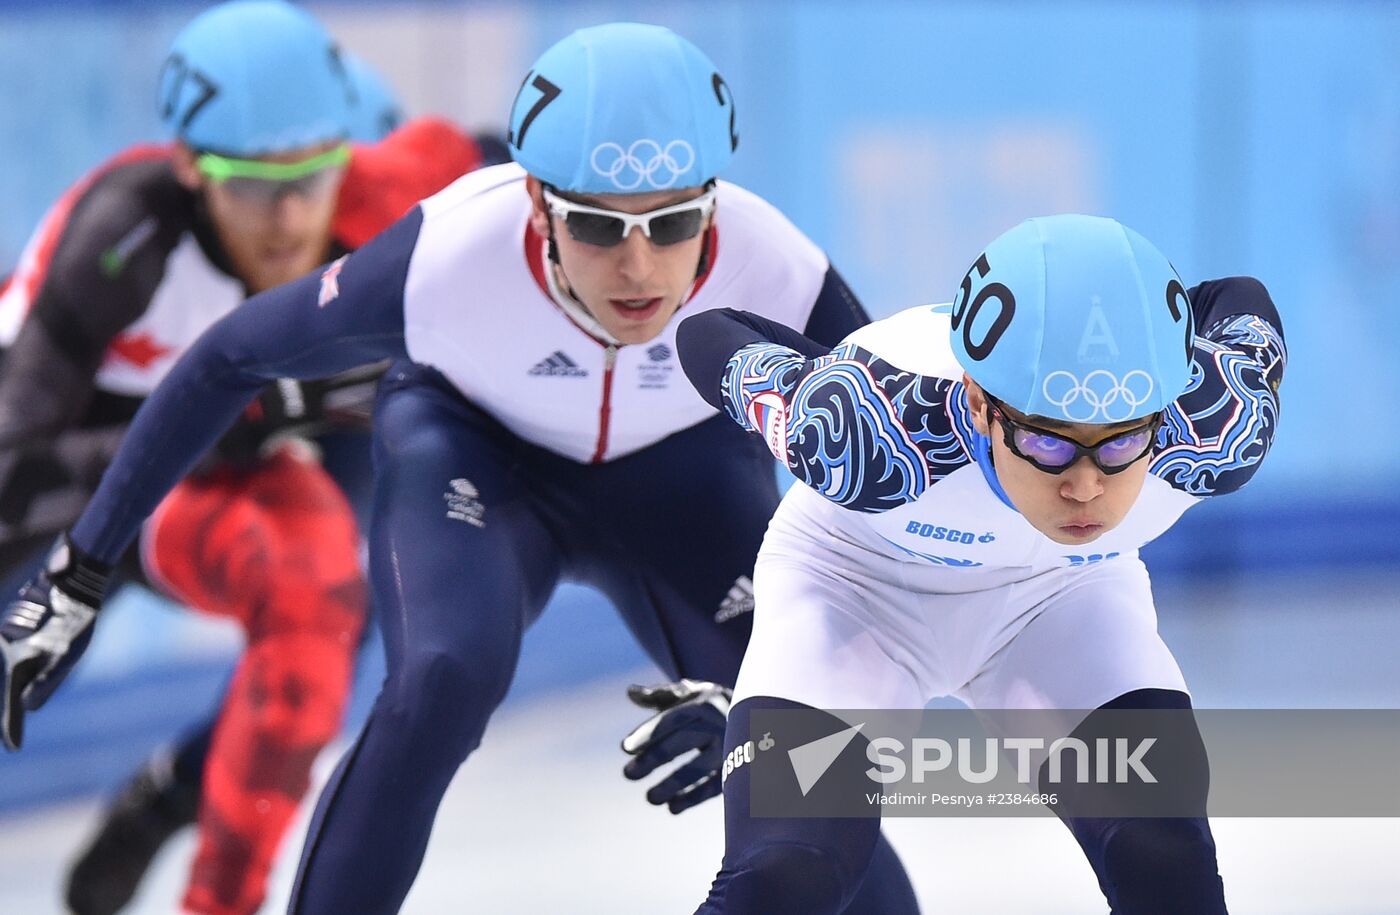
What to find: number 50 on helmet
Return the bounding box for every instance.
[951,214,1196,425]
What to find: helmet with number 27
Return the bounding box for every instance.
[507,22,737,195]
[508,23,741,347]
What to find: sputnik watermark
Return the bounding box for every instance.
[865,736,1156,785]
[740,708,1400,818]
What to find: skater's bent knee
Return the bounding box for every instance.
[712,843,851,915]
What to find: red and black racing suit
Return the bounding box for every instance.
[0,119,482,915]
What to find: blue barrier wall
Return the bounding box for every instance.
[3,1,1397,513]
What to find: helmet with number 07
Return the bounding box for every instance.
[950,214,1196,425]
[507,22,738,195]
[158,0,353,157]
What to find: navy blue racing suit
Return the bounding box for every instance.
[65,176,920,914]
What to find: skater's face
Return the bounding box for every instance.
[527,176,714,345]
[967,378,1155,545]
[173,142,347,294]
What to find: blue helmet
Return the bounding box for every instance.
[951,215,1195,424]
[508,22,737,194]
[344,52,403,142]
[158,0,353,156]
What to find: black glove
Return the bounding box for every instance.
[215,362,386,466]
[0,533,111,750]
[621,679,731,814]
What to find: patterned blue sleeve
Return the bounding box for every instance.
[721,341,975,513]
[1150,310,1286,497]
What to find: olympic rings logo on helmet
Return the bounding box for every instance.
[1041,369,1156,423]
[590,139,696,191]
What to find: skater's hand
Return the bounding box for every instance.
[0,533,110,750]
[622,679,731,814]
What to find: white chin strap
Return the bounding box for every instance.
[542,236,705,347]
[543,243,622,345]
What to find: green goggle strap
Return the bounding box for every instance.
[195,144,350,183]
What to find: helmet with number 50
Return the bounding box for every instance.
[951,215,1195,425]
[507,22,738,194]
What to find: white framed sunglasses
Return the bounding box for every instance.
[542,184,716,247]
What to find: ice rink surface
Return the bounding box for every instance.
[0,569,1396,914]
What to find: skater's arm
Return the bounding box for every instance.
[70,209,424,563]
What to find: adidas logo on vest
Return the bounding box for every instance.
[529,351,588,377]
[714,576,755,623]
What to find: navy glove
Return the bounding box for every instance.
[622,679,731,814]
[0,533,110,750]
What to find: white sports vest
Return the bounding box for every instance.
[402,164,830,463]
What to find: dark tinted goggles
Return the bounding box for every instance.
[542,185,715,247]
[986,394,1161,475]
